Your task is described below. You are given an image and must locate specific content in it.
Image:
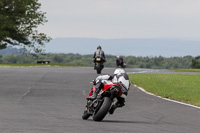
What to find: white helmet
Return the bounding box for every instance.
[114,68,125,75]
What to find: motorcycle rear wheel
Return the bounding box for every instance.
[97,69,101,74]
[93,97,112,121]
[96,63,102,74]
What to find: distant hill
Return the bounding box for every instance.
[0,46,24,55]
[44,38,200,57]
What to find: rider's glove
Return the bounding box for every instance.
[92,80,96,85]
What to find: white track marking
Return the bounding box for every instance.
[18,85,33,102]
[127,71,147,74]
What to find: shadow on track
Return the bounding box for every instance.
[86,119,155,125]
[103,120,154,124]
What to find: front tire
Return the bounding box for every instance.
[82,108,91,120]
[93,97,112,121]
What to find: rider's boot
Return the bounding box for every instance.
[88,88,100,100]
[109,97,125,114]
[88,82,102,100]
[109,104,117,115]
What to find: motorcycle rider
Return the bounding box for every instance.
[116,56,126,68]
[88,68,130,114]
[93,45,106,69]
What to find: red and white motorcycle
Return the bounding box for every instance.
[82,82,123,121]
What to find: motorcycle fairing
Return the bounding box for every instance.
[102,84,119,91]
[88,87,95,97]
[87,84,123,97]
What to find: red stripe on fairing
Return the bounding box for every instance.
[88,84,122,97]
[88,87,95,97]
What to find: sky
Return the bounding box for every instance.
[38,0,200,40]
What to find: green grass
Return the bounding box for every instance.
[129,73,200,107]
[175,69,200,72]
[0,63,79,67]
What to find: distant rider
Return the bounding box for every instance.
[116,56,126,68]
[93,45,106,69]
[88,68,130,114]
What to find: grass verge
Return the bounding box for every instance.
[0,64,80,67]
[129,73,200,107]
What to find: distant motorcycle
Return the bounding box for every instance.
[94,57,104,74]
[82,81,123,121]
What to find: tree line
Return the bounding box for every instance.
[192,56,200,68]
[1,1,199,69]
[0,53,196,69]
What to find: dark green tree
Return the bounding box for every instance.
[191,56,200,69]
[0,0,51,52]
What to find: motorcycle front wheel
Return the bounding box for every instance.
[82,108,91,120]
[93,97,112,121]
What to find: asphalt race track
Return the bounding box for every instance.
[0,67,199,133]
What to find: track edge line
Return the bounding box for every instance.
[135,85,200,110]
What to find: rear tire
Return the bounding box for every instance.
[97,69,101,74]
[93,97,112,121]
[96,63,101,74]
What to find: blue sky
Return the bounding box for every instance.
[38,0,200,40]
